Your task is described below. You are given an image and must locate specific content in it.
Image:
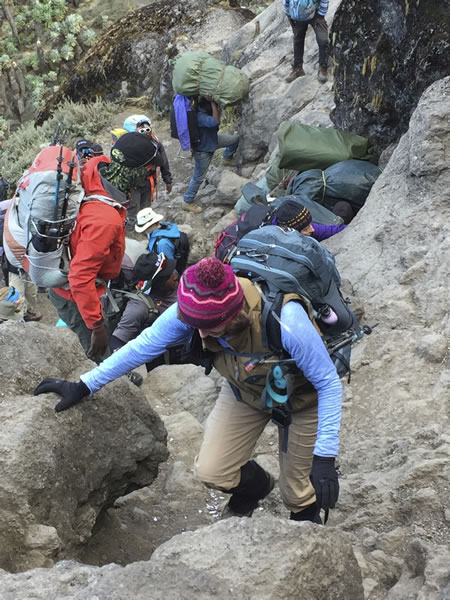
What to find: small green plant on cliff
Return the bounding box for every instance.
[0,0,97,121]
[0,98,121,186]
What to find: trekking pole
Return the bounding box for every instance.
[52,142,64,222]
[325,323,378,355]
[58,156,76,238]
[50,123,61,147]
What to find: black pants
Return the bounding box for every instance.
[127,179,152,232]
[289,15,329,69]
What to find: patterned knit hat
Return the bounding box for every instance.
[177,258,244,329]
[276,199,312,231]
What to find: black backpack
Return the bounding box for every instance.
[215,204,273,263]
[171,231,190,274]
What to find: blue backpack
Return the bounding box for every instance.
[288,0,317,21]
[147,225,190,275]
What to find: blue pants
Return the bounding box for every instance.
[184,134,239,204]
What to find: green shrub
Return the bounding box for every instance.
[0,98,121,186]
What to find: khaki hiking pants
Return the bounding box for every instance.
[194,381,318,513]
[9,271,38,316]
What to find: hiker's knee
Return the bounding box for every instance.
[194,454,241,491]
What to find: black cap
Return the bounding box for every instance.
[91,143,104,156]
[134,252,177,282]
[76,139,94,152]
[111,132,158,168]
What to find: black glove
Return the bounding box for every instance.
[34,378,90,413]
[310,455,339,510]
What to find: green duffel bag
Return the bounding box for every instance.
[171,51,249,106]
[278,121,371,172]
[265,153,298,193]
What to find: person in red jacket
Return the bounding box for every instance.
[48,132,158,362]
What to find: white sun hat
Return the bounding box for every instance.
[135,207,165,233]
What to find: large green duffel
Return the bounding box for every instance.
[278,121,371,172]
[288,159,381,213]
[171,51,249,106]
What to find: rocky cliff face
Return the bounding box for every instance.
[331,0,450,152]
[36,0,252,124]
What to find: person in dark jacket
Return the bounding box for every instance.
[125,116,173,232]
[183,96,239,214]
[109,251,179,353]
[49,132,159,362]
[274,199,346,241]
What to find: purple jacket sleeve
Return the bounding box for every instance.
[174,95,192,151]
[311,223,347,242]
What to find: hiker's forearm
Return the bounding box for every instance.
[280,301,342,457]
[81,303,192,393]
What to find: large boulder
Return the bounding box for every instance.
[0,515,364,599]
[331,0,450,153]
[0,321,168,572]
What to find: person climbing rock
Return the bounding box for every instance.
[284,0,330,83]
[183,96,239,214]
[35,257,341,525]
[109,251,179,354]
[75,139,104,166]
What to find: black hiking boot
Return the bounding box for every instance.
[221,460,275,518]
[286,65,305,83]
[290,502,322,524]
[318,66,328,83]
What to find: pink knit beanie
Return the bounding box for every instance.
[177,257,244,329]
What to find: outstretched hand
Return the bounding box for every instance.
[34,378,90,412]
[310,455,339,510]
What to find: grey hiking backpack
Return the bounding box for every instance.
[3,145,84,288]
[230,225,364,377]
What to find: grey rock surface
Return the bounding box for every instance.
[0,516,364,600]
[324,76,450,599]
[223,0,340,163]
[0,322,168,572]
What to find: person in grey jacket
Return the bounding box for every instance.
[284,0,330,83]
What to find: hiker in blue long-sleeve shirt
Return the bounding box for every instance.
[34,257,341,525]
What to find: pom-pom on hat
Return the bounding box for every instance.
[177,258,244,330]
[276,199,312,231]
